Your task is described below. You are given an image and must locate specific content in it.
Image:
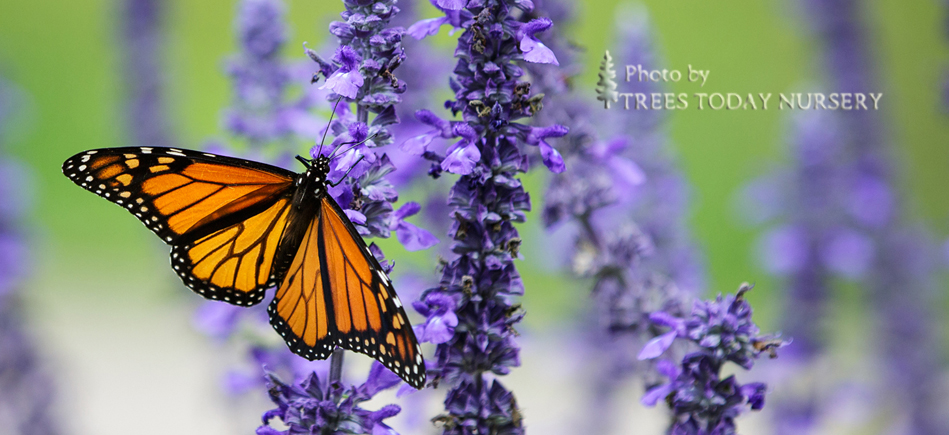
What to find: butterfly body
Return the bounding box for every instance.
[62,147,425,388]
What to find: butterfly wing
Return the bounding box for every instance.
[268,195,426,388]
[62,147,297,305]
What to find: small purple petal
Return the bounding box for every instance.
[363,361,402,396]
[394,202,422,220]
[641,383,674,407]
[436,0,467,10]
[519,37,559,65]
[639,330,678,360]
[321,70,365,99]
[441,142,481,175]
[406,16,449,40]
[519,18,553,37]
[345,209,367,225]
[538,139,565,173]
[396,221,439,251]
[257,426,285,435]
[648,311,684,330]
[400,132,436,155]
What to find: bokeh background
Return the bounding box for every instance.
[0,0,947,434]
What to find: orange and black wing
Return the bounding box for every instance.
[62,147,297,305]
[267,195,426,388]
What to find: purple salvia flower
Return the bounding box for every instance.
[0,76,61,435]
[307,0,437,248]
[639,284,788,434]
[743,112,846,368]
[408,1,564,433]
[257,361,403,435]
[121,0,177,148]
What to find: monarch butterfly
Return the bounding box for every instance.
[61,145,425,388]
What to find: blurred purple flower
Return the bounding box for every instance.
[744,1,949,433]
[0,76,60,435]
[121,0,177,148]
[222,0,327,151]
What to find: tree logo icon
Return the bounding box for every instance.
[596,50,619,109]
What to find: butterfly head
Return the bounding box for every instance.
[312,155,331,179]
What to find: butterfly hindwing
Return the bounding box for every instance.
[171,198,293,306]
[268,195,426,389]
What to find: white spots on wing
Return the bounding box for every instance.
[393,297,402,308]
[166,151,186,157]
[86,150,98,154]
[81,155,91,163]
[203,153,216,157]
[78,165,86,171]
[85,176,93,182]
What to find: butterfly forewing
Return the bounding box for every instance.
[63,147,297,304]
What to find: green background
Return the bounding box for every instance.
[0,0,946,433]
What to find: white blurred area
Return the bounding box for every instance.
[24,243,778,435]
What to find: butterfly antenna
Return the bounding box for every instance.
[318,97,344,158]
[329,133,379,159]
